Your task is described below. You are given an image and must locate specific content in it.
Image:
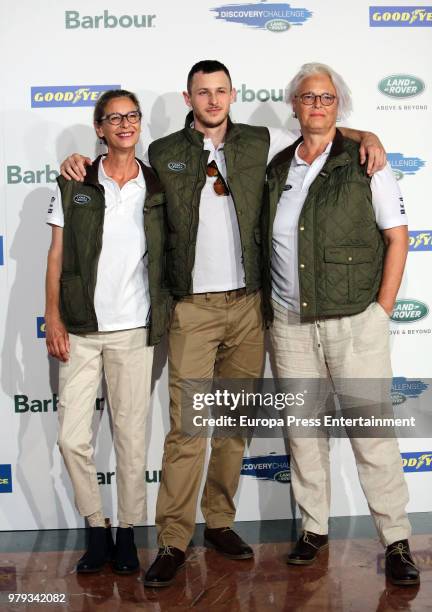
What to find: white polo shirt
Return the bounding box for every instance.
[191,128,297,293]
[47,158,150,331]
[271,142,408,313]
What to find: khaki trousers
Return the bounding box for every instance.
[156,290,264,550]
[58,328,153,525]
[270,300,411,546]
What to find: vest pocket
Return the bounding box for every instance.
[324,246,373,304]
[60,274,88,324]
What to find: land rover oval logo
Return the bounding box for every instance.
[168,161,186,172]
[392,169,404,181]
[378,75,425,99]
[391,392,406,406]
[391,299,429,323]
[274,470,290,483]
[265,19,290,32]
[73,194,91,205]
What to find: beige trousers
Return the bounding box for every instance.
[156,290,264,551]
[58,328,153,525]
[270,300,411,546]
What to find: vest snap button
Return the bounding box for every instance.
[300,263,305,269]
[348,256,353,261]
[300,226,305,231]
[302,302,308,307]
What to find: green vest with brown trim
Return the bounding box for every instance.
[262,129,385,322]
[57,156,170,345]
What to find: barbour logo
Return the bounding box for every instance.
[378,74,425,99]
[73,194,91,205]
[168,161,186,172]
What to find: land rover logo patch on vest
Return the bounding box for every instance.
[167,161,186,172]
[73,193,91,205]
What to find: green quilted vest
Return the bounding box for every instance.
[58,156,171,345]
[148,112,270,295]
[263,129,385,322]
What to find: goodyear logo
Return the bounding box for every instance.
[409,231,432,251]
[391,377,428,405]
[378,74,425,98]
[37,317,46,339]
[402,452,432,472]
[387,153,425,180]
[0,465,12,493]
[31,85,120,108]
[369,6,432,26]
[211,2,312,32]
[241,453,290,483]
[391,299,429,323]
[0,236,3,266]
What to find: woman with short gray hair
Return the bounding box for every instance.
[263,63,419,586]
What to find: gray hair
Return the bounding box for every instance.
[285,62,353,119]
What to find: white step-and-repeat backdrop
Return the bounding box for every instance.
[0,1,431,530]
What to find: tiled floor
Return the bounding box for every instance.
[0,518,430,611]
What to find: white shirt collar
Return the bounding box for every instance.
[294,140,332,166]
[99,156,145,188]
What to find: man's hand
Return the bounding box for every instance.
[46,317,70,362]
[359,132,386,176]
[60,154,91,181]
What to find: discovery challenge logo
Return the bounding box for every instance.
[0,465,13,493]
[391,377,428,406]
[408,231,432,251]
[401,452,432,472]
[31,85,120,108]
[387,153,425,180]
[211,2,312,32]
[241,453,291,482]
[369,6,432,26]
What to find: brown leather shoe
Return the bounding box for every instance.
[385,540,420,586]
[287,531,329,565]
[204,527,254,560]
[143,546,185,588]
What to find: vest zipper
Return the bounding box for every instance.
[88,185,105,329]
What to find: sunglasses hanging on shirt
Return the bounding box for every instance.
[206,160,230,197]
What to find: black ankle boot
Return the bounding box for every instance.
[77,525,115,573]
[113,527,140,575]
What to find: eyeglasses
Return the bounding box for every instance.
[295,93,336,106]
[99,110,142,125]
[206,160,230,196]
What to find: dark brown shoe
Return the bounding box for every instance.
[204,527,254,560]
[143,546,185,588]
[287,531,329,565]
[385,540,420,586]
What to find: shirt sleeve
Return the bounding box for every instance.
[370,163,408,230]
[267,127,300,165]
[46,184,64,227]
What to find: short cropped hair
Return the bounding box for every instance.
[187,60,232,93]
[285,62,352,119]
